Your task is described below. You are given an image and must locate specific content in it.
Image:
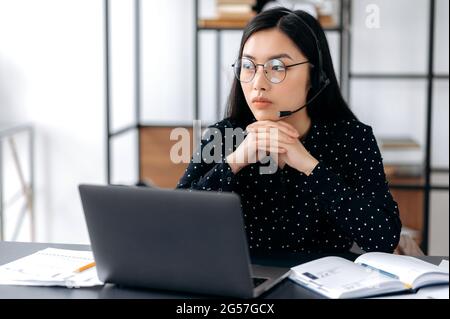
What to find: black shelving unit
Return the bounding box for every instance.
[346,0,449,254]
[105,0,449,254]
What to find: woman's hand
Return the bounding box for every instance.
[246,120,319,175]
[225,126,289,174]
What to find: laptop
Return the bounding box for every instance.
[78,184,291,298]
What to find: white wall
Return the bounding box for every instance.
[108,0,139,185]
[110,0,136,133]
[0,0,105,244]
[140,0,194,125]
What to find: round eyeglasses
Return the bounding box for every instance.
[232,57,310,84]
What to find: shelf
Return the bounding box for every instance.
[379,137,421,149]
[198,14,338,30]
[385,163,423,177]
[350,73,450,80]
[198,16,253,29]
[434,74,450,79]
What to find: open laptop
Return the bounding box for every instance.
[78,184,291,298]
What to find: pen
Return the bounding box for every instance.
[360,263,413,289]
[360,263,399,279]
[74,262,96,273]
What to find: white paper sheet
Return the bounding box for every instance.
[439,259,449,273]
[0,248,103,288]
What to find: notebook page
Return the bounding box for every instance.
[290,256,401,298]
[355,252,448,288]
[371,285,449,299]
[0,248,103,287]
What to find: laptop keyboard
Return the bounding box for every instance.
[252,277,268,287]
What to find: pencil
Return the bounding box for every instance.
[74,262,96,273]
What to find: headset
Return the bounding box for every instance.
[278,10,331,118]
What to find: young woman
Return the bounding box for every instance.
[177,8,402,254]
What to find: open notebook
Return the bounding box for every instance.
[289,252,449,299]
[0,248,103,288]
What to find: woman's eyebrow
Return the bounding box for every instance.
[242,53,293,60]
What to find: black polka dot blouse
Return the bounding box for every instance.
[176,118,402,254]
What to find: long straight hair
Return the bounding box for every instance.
[225,8,357,127]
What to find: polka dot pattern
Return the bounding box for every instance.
[177,118,402,254]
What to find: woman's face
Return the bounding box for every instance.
[240,28,311,121]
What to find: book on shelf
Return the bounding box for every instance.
[378,136,423,169]
[289,252,449,299]
[217,0,256,4]
[217,3,255,19]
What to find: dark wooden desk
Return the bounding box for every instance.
[0,241,446,299]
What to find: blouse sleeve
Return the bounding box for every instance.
[176,124,237,193]
[303,123,402,253]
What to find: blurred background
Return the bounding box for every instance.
[0,0,448,255]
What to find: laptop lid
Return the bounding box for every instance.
[79,184,256,298]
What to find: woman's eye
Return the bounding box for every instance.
[272,65,285,71]
[242,63,254,70]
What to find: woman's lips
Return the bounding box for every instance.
[252,97,273,108]
[252,101,273,108]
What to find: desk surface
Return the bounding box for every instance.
[0,241,447,299]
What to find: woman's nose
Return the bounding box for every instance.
[253,66,270,91]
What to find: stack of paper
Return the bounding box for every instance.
[0,248,103,288]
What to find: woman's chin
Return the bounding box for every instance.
[253,110,280,122]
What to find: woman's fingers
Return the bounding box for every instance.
[247,124,299,140]
[270,120,299,135]
[247,132,292,151]
[255,136,289,153]
[239,131,288,165]
[253,131,297,144]
[247,123,298,139]
[246,120,299,138]
[257,145,286,153]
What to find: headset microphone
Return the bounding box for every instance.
[279,77,330,117]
